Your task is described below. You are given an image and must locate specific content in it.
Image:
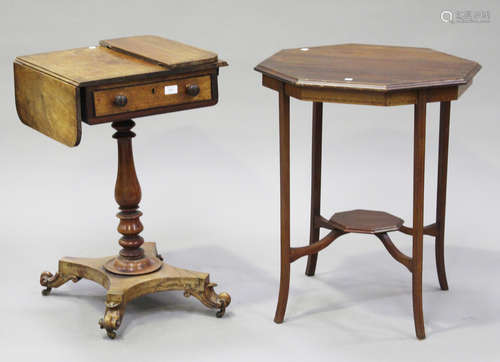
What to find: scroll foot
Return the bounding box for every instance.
[40,271,81,296]
[98,302,123,339]
[184,282,231,318]
[215,292,231,318]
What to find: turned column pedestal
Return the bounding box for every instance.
[39,120,230,339]
[104,120,161,275]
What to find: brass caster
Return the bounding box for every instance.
[216,301,226,318]
[216,292,231,318]
[99,318,117,339]
[40,271,56,296]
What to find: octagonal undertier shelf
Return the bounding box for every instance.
[330,209,404,234]
[289,209,411,270]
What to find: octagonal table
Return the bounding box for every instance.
[255,44,481,339]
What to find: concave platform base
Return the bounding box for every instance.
[40,242,231,339]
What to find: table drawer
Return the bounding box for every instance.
[92,75,212,117]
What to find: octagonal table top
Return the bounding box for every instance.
[255,44,481,92]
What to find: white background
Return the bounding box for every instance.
[1,0,499,361]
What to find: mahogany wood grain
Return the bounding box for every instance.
[412,91,427,339]
[256,44,480,91]
[15,36,225,146]
[84,71,219,124]
[375,233,412,272]
[16,46,166,87]
[305,102,323,276]
[275,84,291,324]
[315,215,336,230]
[399,223,438,237]
[14,62,81,147]
[104,120,161,275]
[330,209,404,234]
[291,229,345,263]
[113,120,144,256]
[17,37,222,88]
[257,43,480,340]
[262,74,467,107]
[285,82,464,106]
[20,37,231,337]
[100,35,218,69]
[436,101,451,290]
[93,75,212,117]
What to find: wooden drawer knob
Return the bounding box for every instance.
[114,95,128,107]
[186,84,200,97]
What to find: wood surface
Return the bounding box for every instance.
[256,44,481,91]
[274,84,291,324]
[258,44,474,340]
[100,35,218,69]
[290,229,345,263]
[435,101,451,290]
[84,71,219,124]
[399,223,438,237]
[102,120,162,275]
[262,74,468,106]
[93,75,212,117]
[112,119,144,259]
[16,36,222,88]
[412,91,427,339]
[21,37,230,338]
[375,233,412,272]
[40,243,231,338]
[330,209,404,234]
[14,62,81,147]
[16,46,166,87]
[15,36,224,145]
[305,102,323,276]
